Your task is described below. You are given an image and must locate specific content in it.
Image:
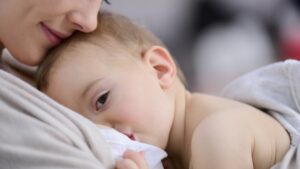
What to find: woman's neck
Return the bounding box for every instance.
[0,42,4,56]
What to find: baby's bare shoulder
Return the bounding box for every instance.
[189,110,253,169]
[189,106,290,169]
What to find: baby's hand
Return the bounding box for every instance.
[115,150,149,169]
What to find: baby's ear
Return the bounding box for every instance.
[142,46,176,89]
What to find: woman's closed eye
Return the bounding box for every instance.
[95,91,110,111]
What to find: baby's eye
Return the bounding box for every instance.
[95,91,109,111]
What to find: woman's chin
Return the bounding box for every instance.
[14,49,44,66]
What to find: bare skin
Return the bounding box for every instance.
[183,93,290,169]
[0,0,103,66]
[116,150,149,169]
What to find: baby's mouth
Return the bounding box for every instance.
[124,133,136,141]
[129,134,136,141]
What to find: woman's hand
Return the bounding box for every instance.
[115,150,149,169]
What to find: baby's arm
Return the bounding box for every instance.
[115,150,149,169]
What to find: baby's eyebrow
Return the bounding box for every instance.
[81,78,104,98]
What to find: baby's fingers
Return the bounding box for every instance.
[123,150,148,169]
[115,158,139,169]
[116,150,149,169]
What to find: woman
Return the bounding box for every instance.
[0,1,148,169]
[0,0,102,65]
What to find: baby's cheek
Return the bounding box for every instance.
[115,102,140,120]
[116,110,137,122]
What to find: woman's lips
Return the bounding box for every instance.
[41,23,67,46]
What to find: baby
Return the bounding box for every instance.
[36,11,291,169]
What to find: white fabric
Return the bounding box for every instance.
[101,128,167,169]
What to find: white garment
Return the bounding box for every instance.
[101,128,167,169]
[221,59,300,169]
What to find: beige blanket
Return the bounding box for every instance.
[0,69,114,169]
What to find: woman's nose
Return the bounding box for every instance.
[67,2,100,32]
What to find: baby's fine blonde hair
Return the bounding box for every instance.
[36,11,186,90]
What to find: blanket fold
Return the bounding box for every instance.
[221,59,300,169]
[0,70,114,169]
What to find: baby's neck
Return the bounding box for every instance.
[166,79,190,167]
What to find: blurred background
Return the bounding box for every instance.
[104,0,300,94]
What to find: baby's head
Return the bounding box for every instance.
[37,11,185,90]
[36,11,186,149]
